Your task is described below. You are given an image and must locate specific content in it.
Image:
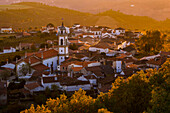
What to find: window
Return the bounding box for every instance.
[61,39,63,45]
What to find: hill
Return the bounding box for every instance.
[0,2,170,30]
[1,0,170,21]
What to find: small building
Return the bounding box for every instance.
[146,56,167,69]
[82,33,94,38]
[24,82,44,95]
[60,77,91,92]
[0,27,13,33]
[3,47,16,54]
[114,27,125,36]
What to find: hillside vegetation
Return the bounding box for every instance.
[0,2,170,30]
[21,59,170,113]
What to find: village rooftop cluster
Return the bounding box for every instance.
[0,23,169,106]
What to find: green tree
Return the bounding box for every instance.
[47,23,55,27]
[69,43,78,50]
[19,64,29,76]
[136,30,166,54]
[101,71,151,113]
[148,58,170,113]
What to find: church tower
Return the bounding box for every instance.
[57,22,69,65]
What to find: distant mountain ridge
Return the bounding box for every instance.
[0,2,170,30]
[1,0,170,21]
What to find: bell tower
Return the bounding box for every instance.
[57,22,69,65]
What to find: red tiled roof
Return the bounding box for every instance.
[72,67,83,72]
[3,47,11,49]
[69,40,79,43]
[59,77,90,86]
[35,49,58,59]
[43,76,58,83]
[147,57,167,66]
[24,83,41,90]
[83,33,94,35]
[27,52,38,57]
[91,42,113,49]
[31,64,49,71]
[24,56,41,64]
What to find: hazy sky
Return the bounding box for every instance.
[0,0,170,20]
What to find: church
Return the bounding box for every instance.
[15,22,69,78]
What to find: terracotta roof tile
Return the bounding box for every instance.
[147,57,167,66]
[23,56,41,64]
[35,49,58,59]
[24,83,41,90]
[72,67,83,72]
[31,64,49,71]
[43,76,59,83]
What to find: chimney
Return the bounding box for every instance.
[41,52,43,59]
[45,45,47,51]
[6,59,8,64]
[25,51,27,58]
[29,57,31,64]
[16,58,18,63]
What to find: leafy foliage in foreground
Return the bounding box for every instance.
[21,59,170,113]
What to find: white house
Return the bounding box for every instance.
[90,28,102,38]
[61,80,91,92]
[82,33,94,38]
[89,47,109,53]
[41,75,61,89]
[2,47,16,54]
[78,75,97,87]
[24,82,44,94]
[114,27,125,36]
[0,27,13,33]
[113,61,122,73]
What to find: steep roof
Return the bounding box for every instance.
[60,77,90,86]
[35,49,58,59]
[43,76,59,83]
[147,56,167,66]
[91,42,114,49]
[31,63,49,71]
[23,56,41,64]
[72,67,83,72]
[24,83,42,90]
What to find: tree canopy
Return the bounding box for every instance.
[136,30,166,55]
[21,58,170,113]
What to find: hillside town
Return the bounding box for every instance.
[0,22,169,107]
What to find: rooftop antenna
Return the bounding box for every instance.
[62,18,64,27]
